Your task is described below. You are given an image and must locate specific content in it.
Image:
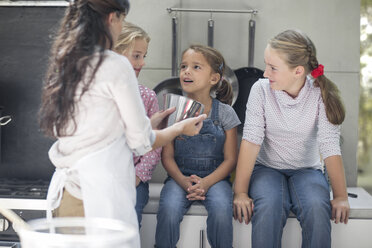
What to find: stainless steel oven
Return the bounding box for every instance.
[0,241,20,247]
[0,179,49,244]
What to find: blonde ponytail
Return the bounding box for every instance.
[314,75,345,125]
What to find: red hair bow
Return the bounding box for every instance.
[311,64,324,78]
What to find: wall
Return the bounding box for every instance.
[126,0,360,186]
[0,0,360,185]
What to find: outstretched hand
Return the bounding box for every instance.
[150,107,176,130]
[177,114,207,136]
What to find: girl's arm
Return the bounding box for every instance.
[161,141,193,192]
[187,127,238,199]
[324,155,350,224]
[233,140,260,224]
[316,96,349,224]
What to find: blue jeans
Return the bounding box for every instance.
[135,181,149,228]
[249,164,331,248]
[155,178,233,248]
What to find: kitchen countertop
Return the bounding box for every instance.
[0,198,47,210]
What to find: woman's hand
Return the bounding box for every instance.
[175,114,207,136]
[233,192,254,224]
[331,196,350,224]
[150,107,176,130]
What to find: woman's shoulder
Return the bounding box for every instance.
[103,50,132,68]
[91,50,137,90]
[93,50,135,82]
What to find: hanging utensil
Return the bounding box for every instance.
[233,15,264,132]
[154,15,183,110]
[171,16,178,77]
[207,16,239,105]
[248,19,255,67]
[207,18,214,47]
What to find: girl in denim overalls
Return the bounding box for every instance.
[155,45,240,248]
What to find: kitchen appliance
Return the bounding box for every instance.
[154,15,183,110]
[0,106,12,166]
[207,15,239,106]
[0,178,49,244]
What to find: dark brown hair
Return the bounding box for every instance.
[269,29,345,125]
[39,0,130,137]
[182,44,234,105]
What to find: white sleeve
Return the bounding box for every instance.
[107,54,154,156]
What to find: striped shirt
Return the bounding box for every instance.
[242,76,341,170]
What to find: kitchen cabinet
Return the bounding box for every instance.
[140,214,211,248]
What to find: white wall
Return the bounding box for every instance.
[126,0,360,186]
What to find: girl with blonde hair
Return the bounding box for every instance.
[233,29,349,248]
[114,22,161,227]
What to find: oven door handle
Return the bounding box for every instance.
[0,115,12,126]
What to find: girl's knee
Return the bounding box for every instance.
[304,199,331,217]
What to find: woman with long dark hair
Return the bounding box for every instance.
[39,0,205,244]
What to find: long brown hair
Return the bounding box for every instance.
[269,29,345,125]
[182,44,234,105]
[39,0,130,137]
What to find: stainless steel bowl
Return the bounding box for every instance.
[224,66,239,105]
[163,93,204,127]
[153,77,184,111]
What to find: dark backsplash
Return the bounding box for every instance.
[0,7,66,180]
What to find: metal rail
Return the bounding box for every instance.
[167,7,258,15]
[0,1,68,7]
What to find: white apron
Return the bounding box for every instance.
[46,135,140,247]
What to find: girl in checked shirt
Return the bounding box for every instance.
[233,29,350,248]
[115,22,161,227]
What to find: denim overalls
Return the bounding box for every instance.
[174,98,225,178]
[155,99,233,248]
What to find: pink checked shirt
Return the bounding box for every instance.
[133,84,162,182]
[242,76,341,170]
